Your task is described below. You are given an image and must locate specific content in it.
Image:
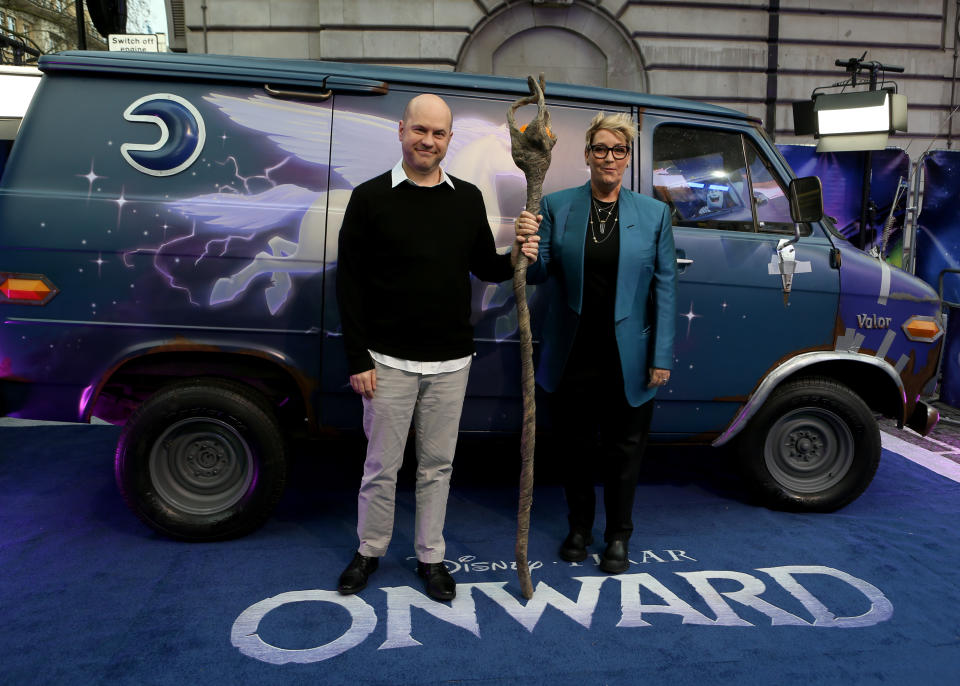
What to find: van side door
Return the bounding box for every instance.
[644,121,840,438]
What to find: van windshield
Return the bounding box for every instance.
[755,125,846,241]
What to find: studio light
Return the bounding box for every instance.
[813,90,908,151]
[794,89,907,152]
[817,91,893,134]
[790,54,908,249]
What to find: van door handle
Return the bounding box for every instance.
[677,258,693,266]
[264,84,332,101]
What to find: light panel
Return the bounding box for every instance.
[816,92,890,135]
[806,90,908,152]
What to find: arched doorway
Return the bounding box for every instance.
[458,1,647,92]
[493,27,607,87]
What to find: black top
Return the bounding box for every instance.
[336,171,513,375]
[565,198,621,382]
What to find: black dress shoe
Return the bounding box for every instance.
[417,561,456,601]
[599,540,629,574]
[338,553,379,594]
[559,530,594,562]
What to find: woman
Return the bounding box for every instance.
[516,112,676,573]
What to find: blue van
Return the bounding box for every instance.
[0,51,943,539]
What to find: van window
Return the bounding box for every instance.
[745,137,798,235]
[651,125,803,236]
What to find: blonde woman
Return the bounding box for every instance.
[516,112,676,573]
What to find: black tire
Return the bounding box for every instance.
[115,378,287,541]
[737,376,880,512]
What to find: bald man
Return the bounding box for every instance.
[336,94,539,601]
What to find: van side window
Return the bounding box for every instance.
[744,137,798,235]
[652,126,801,235]
[652,127,753,232]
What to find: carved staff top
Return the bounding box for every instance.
[506,74,558,217]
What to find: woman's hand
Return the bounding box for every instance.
[648,368,670,388]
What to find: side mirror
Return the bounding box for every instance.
[788,176,824,223]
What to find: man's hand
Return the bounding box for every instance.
[511,210,542,266]
[350,368,377,399]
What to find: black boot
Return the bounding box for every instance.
[599,540,629,574]
[558,530,594,562]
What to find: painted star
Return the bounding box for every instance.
[90,253,106,278]
[680,302,702,338]
[77,160,106,198]
[114,187,129,225]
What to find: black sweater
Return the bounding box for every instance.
[336,171,513,375]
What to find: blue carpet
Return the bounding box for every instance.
[1,426,959,685]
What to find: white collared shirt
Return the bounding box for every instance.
[371,161,470,375]
[390,159,455,189]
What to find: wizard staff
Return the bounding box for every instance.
[506,74,557,599]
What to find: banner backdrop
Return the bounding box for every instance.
[915,149,960,302]
[778,145,910,266]
[914,149,960,407]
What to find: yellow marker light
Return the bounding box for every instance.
[902,315,943,343]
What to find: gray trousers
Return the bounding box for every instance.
[356,359,471,563]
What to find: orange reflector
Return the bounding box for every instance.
[0,274,58,305]
[1,278,50,301]
[902,316,943,343]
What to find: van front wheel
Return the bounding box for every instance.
[737,377,880,512]
[115,379,287,540]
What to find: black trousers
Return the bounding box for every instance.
[549,367,655,544]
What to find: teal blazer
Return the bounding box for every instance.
[526,182,677,407]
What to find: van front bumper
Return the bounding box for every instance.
[907,400,939,436]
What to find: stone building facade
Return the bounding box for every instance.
[165,0,959,150]
[1,0,106,62]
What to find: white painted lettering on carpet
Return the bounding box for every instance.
[231,564,893,665]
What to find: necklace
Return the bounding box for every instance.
[590,197,618,244]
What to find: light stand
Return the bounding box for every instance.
[837,56,905,250]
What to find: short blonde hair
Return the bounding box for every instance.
[584,112,636,148]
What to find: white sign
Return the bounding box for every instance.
[108,34,160,53]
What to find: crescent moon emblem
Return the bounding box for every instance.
[121,93,206,177]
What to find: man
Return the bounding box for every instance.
[335,93,539,601]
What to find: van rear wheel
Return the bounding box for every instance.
[737,377,880,512]
[115,379,286,540]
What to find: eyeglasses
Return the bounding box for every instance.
[588,144,630,160]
